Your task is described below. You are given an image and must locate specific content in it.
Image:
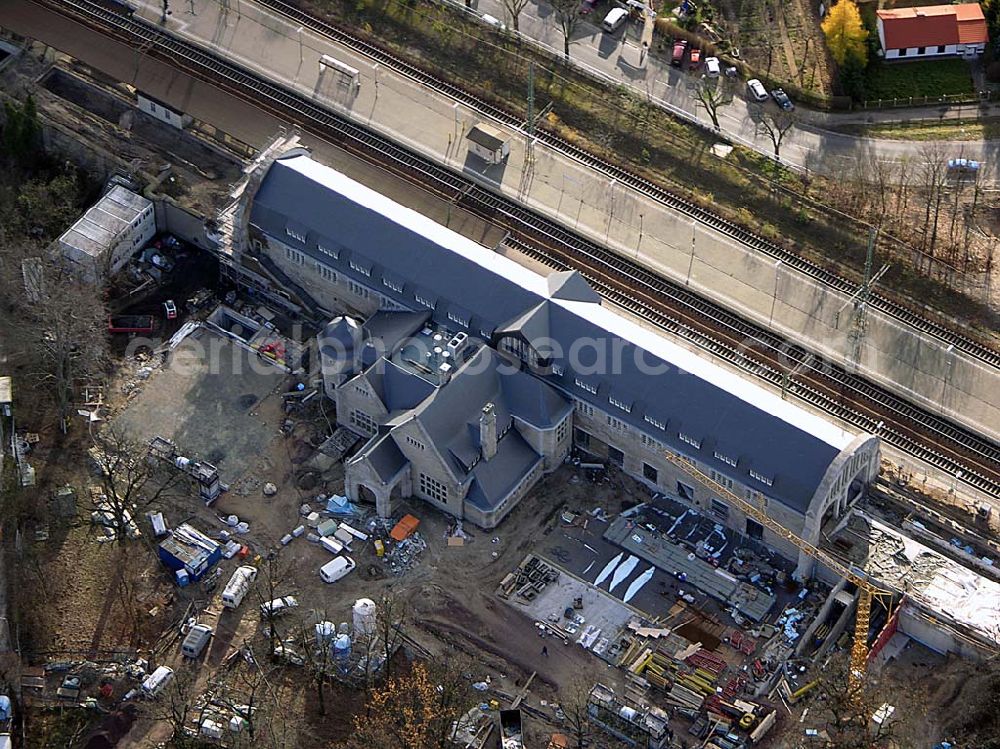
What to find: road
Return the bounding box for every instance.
[470,0,1000,181]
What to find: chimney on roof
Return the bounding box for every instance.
[480,403,498,461]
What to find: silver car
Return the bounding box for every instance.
[746,78,768,102]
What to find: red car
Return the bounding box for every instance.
[671,39,688,67]
[689,48,701,69]
[164,300,177,320]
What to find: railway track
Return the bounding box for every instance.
[251,0,1000,370]
[38,0,1000,499]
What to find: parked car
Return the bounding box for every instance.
[746,78,768,102]
[260,596,298,619]
[163,300,177,319]
[141,666,174,699]
[671,39,688,67]
[481,13,506,30]
[704,56,720,77]
[724,65,739,78]
[770,88,794,111]
[688,48,701,69]
[601,7,628,33]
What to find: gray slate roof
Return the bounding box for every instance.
[359,310,430,368]
[365,434,408,483]
[252,154,861,515]
[365,359,437,414]
[408,347,570,479]
[466,431,543,511]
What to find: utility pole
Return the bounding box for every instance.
[526,62,535,137]
[836,227,889,370]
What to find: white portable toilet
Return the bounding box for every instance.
[333,633,352,668]
[353,598,377,639]
[315,621,336,644]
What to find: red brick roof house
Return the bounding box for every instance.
[876,3,988,60]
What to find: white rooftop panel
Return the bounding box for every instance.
[285,155,551,300]
[556,299,855,450]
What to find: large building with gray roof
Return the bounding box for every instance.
[245,152,880,577]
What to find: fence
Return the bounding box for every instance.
[860,90,996,109]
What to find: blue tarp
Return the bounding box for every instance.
[326,494,361,516]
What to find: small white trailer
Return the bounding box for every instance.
[466,123,511,165]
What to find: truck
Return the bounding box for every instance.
[108,315,155,334]
[221,565,258,609]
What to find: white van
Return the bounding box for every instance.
[319,555,356,584]
[260,596,298,619]
[221,565,258,609]
[141,666,174,698]
[181,623,213,659]
[601,7,628,33]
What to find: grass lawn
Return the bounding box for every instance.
[865,58,974,100]
[835,116,1000,141]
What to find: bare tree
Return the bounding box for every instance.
[551,0,582,59]
[751,103,798,160]
[691,75,735,130]
[214,654,297,749]
[377,591,409,677]
[810,658,899,749]
[501,0,531,31]
[2,254,110,432]
[254,553,291,656]
[556,679,595,749]
[89,424,186,545]
[917,141,950,266]
[142,667,198,747]
[297,617,336,717]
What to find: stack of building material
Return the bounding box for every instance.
[498,555,560,601]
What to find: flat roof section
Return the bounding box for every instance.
[58,184,151,258]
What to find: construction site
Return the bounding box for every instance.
[0,5,998,749]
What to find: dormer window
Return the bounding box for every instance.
[678,432,701,449]
[714,451,737,467]
[286,227,306,243]
[609,396,631,413]
[749,469,773,487]
[644,414,666,430]
[574,378,598,395]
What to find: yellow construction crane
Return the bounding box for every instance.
[661,452,895,695]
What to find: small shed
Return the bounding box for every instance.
[158,523,222,581]
[466,123,511,165]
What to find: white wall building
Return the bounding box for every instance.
[57,185,155,282]
[877,4,988,60]
[137,92,192,130]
